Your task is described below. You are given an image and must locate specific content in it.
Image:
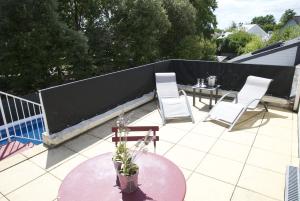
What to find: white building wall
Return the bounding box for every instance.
[241,47,298,66]
[248,25,268,39]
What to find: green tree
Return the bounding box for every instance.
[0,0,90,94]
[111,0,171,67]
[251,15,276,32]
[280,9,296,26]
[56,0,114,72]
[189,0,217,38]
[240,36,265,54]
[267,25,300,45]
[217,31,253,55]
[226,21,237,31]
[176,35,216,60]
[160,0,197,58]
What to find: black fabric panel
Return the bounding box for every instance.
[295,47,300,66]
[40,59,295,134]
[40,61,168,134]
[170,60,295,98]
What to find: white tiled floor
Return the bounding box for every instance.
[0,97,298,201]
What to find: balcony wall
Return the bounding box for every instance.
[39,60,295,137]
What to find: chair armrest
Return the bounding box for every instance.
[179,90,187,96]
[217,92,238,104]
[244,98,261,108]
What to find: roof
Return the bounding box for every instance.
[242,24,256,32]
[292,16,300,24]
[228,37,300,64]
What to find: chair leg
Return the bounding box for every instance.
[228,108,247,131]
[263,102,268,112]
[184,95,195,124]
[157,106,166,125]
[203,114,210,122]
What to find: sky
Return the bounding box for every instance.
[215,0,300,29]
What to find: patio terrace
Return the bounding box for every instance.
[0,95,298,201]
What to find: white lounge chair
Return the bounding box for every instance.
[155,73,194,125]
[204,76,272,131]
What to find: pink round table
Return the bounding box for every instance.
[58,152,186,201]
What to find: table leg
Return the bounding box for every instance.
[193,88,195,106]
[215,87,219,104]
[209,90,213,109]
[199,89,202,102]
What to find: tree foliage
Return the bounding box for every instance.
[267,25,300,45]
[0,0,218,94]
[217,31,253,55]
[240,36,265,54]
[0,0,90,94]
[251,15,276,32]
[176,35,216,60]
[280,9,296,25]
[110,0,171,67]
[189,0,217,38]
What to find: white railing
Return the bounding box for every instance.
[0,91,45,144]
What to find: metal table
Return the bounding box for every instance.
[192,84,221,109]
[58,152,186,201]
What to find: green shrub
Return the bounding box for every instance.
[240,36,265,54]
[268,25,300,45]
[218,31,253,55]
[175,35,216,60]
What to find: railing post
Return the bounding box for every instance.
[38,91,50,138]
[0,96,11,142]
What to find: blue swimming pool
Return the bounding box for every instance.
[0,117,45,146]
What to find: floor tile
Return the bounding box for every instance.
[0,196,8,201]
[164,145,205,170]
[50,155,87,180]
[196,154,244,185]
[265,107,293,120]
[137,110,164,126]
[21,144,48,158]
[179,167,193,180]
[253,134,291,155]
[177,133,217,152]
[238,165,285,200]
[185,173,234,201]
[146,140,174,155]
[29,146,77,170]
[191,121,225,138]
[258,127,292,142]
[168,121,196,132]
[221,130,256,146]
[6,173,61,201]
[86,121,115,139]
[258,125,292,141]
[0,160,46,195]
[158,126,187,143]
[290,157,300,167]
[80,140,115,158]
[247,148,290,174]
[0,154,27,172]
[291,141,298,158]
[209,140,251,162]
[63,134,102,153]
[232,112,264,133]
[232,187,279,201]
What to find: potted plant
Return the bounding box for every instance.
[117,151,139,193]
[112,113,153,193]
[112,114,130,173]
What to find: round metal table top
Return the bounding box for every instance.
[58,152,186,201]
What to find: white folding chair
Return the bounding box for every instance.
[204,76,272,131]
[155,73,194,125]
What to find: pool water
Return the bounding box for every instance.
[0,117,44,146]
